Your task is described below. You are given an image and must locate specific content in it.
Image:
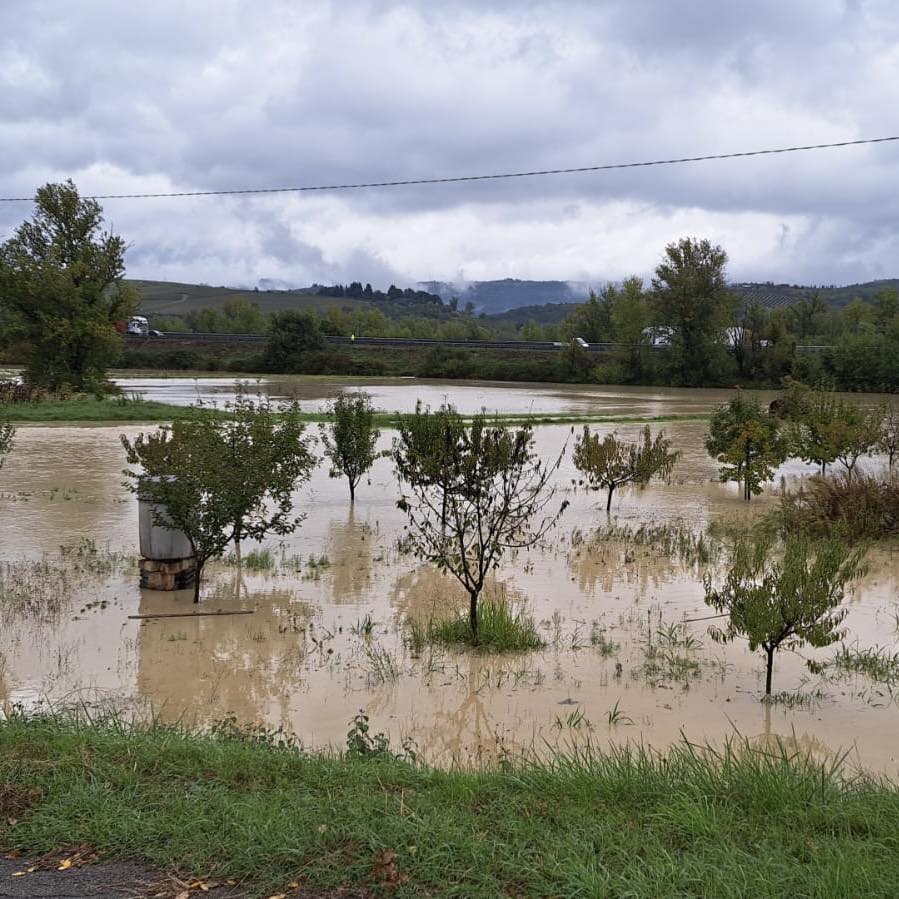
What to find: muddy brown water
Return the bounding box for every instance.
[1,380,897,773]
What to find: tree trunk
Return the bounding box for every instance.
[765,646,774,695]
[606,485,615,512]
[348,478,355,504]
[233,535,241,567]
[821,461,827,476]
[469,591,479,645]
[193,560,203,604]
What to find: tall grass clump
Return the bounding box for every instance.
[833,643,899,685]
[779,472,899,541]
[414,597,544,651]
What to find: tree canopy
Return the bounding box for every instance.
[0,180,136,391]
[122,396,316,601]
[706,394,787,501]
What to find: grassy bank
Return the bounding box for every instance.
[1,716,898,897]
[0,397,218,423]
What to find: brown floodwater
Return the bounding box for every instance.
[1,383,898,773]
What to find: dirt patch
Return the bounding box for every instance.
[0,785,41,822]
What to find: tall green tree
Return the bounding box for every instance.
[608,276,650,382]
[706,395,788,501]
[122,398,316,601]
[319,392,382,502]
[562,289,612,344]
[573,425,678,512]
[704,533,866,695]
[0,180,136,390]
[393,405,567,642]
[263,310,324,371]
[652,238,733,385]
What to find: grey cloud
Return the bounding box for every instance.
[2,0,899,286]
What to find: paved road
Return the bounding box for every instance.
[0,857,162,897]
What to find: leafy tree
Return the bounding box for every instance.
[789,292,827,344]
[121,397,316,601]
[0,180,136,391]
[872,288,899,331]
[393,404,567,642]
[652,237,734,386]
[704,533,866,695]
[562,288,612,344]
[879,403,899,470]
[609,276,650,381]
[319,392,382,502]
[264,310,324,371]
[573,425,678,512]
[791,385,880,479]
[705,395,788,501]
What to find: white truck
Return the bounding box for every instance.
[126,315,149,336]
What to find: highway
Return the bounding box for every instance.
[128,332,830,353]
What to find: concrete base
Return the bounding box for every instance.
[139,557,196,591]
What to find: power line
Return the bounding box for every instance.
[1,135,897,202]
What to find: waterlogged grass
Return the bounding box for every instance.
[1,396,222,423]
[3,393,711,427]
[833,643,899,685]
[2,715,899,897]
[410,597,544,651]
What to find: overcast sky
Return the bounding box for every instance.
[2,0,898,289]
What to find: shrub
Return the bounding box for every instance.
[778,472,899,541]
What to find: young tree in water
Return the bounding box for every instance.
[706,395,788,501]
[704,533,866,695]
[0,180,136,391]
[393,404,567,643]
[791,384,880,479]
[121,398,316,601]
[319,392,381,503]
[573,425,678,512]
[880,403,899,470]
[0,418,15,471]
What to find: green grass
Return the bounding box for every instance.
[833,643,899,685]
[2,715,899,897]
[4,393,711,427]
[411,597,544,651]
[0,397,223,423]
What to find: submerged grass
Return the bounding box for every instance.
[2,714,899,897]
[411,597,544,651]
[4,392,710,428]
[833,643,899,685]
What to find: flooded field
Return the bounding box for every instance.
[1,382,897,773]
[115,375,889,418]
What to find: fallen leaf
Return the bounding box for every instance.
[11,872,26,877]
[58,858,73,870]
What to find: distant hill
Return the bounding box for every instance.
[420,279,589,314]
[129,280,370,318]
[731,280,899,310]
[129,276,899,327]
[485,302,579,326]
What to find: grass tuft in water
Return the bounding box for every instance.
[411,598,544,652]
[833,643,899,685]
